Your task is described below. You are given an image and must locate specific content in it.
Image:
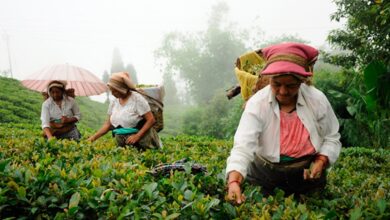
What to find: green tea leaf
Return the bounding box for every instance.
[223,203,237,217]
[0,159,11,172]
[349,207,362,220]
[17,186,26,199]
[69,192,81,210]
[166,213,180,220]
[377,199,386,214]
[324,210,337,220]
[184,189,194,201]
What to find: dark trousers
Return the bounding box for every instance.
[247,154,326,196]
[54,126,81,141]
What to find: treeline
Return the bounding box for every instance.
[1,1,388,148]
[158,1,390,148]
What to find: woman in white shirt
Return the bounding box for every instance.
[88,72,160,149]
[225,42,341,204]
[41,80,81,140]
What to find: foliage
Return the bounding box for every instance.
[181,91,243,139]
[0,77,43,124]
[125,64,138,85]
[102,70,110,103]
[259,34,309,48]
[327,0,390,68]
[102,70,110,84]
[111,48,138,84]
[0,123,389,219]
[324,0,390,148]
[0,76,108,130]
[159,104,192,137]
[111,47,126,74]
[161,71,180,105]
[155,2,247,104]
[76,97,109,131]
[314,64,390,148]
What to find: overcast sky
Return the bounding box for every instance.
[0,0,344,87]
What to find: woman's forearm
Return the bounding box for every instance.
[59,114,79,124]
[136,112,155,139]
[227,171,244,184]
[43,127,53,139]
[90,119,111,141]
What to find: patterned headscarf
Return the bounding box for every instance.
[107,72,136,94]
[47,80,67,92]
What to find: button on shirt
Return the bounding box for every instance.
[226,84,341,178]
[41,96,81,129]
[108,92,150,128]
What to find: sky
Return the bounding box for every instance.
[0,0,344,100]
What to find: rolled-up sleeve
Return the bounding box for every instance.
[41,103,50,129]
[317,99,342,165]
[226,105,262,179]
[71,100,81,121]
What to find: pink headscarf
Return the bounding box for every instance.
[261,42,318,77]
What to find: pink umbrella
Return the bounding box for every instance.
[21,63,107,96]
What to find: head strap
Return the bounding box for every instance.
[263,53,317,73]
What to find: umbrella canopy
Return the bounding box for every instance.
[21,63,107,96]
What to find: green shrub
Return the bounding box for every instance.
[0,123,388,219]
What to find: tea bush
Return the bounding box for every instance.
[0,123,388,219]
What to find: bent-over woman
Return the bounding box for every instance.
[88,72,161,150]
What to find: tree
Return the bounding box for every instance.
[327,0,390,68]
[155,2,247,104]
[125,64,138,85]
[111,47,125,73]
[0,69,10,77]
[324,0,390,148]
[260,34,309,48]
[111,48,139,85]
[162,71,180,105]
[102,70,110,103]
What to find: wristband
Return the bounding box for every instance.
[228,180,241,187]
[315,154,329,167]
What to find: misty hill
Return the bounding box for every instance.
[0,76,108,130]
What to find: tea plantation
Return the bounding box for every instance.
[0,123,388,219]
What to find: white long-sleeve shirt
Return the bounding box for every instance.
[40,96,81,129]
[226,84,341,178]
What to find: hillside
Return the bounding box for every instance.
[0,76,389,219]
[0,123,389,219]
[0,76,108,130]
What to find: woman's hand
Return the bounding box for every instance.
[61,116,69,124]
[43,127,54,140]
[226,181,246,205]
[126,134,141,145]
[87,136,96,142]
[226,171,245,205]
[61,116,77,124]
[303,159,325,180]
[87,117,112,143]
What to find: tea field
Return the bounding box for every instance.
[0,123,389,219]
